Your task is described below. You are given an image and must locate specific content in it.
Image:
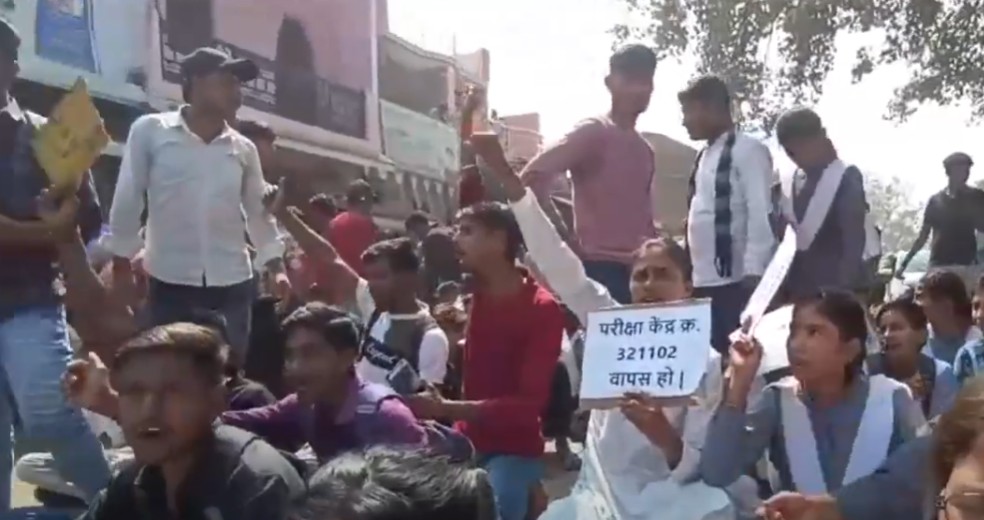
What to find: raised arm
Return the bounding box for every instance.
[56,231,137,352]
[457,86,485,209]
[265,182,362,305]
[470,133,617,324]
[37,191,136,352]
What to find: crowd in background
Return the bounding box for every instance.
[2,9,984,520]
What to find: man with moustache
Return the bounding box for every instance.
[106,47,289,368]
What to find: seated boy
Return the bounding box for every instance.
[69,304,433,466]
[70,323,305,519]
[46,200,433,466]
[19,310,279,506]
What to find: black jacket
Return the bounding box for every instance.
[79,425,306,520]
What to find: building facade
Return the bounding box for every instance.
[378,30,491,223]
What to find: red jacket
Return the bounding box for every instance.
[456,276,564,457]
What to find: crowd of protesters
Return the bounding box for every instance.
[1,9,984,520]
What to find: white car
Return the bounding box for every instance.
[886,249,930,301]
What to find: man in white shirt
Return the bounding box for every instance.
[680,76,775,353]
[106,47,288,366]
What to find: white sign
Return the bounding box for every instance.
[579,300,712,403]
[741,225,797,333]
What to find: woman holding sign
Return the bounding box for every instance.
[471,134,746,520]
[702,290,924,497]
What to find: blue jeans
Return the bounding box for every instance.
[582,260,631,304]
[0,306,110,510]
[481,454,544,520]
[146,277,255,366]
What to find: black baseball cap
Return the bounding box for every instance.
[609,44,656,76]
[0,18,20,61]
[943,152,973,168]
[180,47,258,82]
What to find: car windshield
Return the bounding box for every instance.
[906,250,930,274]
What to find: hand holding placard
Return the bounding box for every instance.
[32,78,109,194]
[578,300,711,409]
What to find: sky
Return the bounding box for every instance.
[388,0,984,202]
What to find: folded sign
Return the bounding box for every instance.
[33,78,109,192]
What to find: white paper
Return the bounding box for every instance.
[752,305,793,375]
[579,301,711,400]
[741,225,797,333]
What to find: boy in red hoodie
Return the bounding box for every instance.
[410,201,564,520]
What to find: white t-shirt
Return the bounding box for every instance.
[353,279,450,386]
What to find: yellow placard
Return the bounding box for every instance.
[32,78,109,192]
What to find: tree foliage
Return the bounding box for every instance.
[865,175,921,253]
[611,0,984,132]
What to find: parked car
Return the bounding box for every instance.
[885,249,930,301]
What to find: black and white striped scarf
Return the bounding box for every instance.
[687,132,737,278]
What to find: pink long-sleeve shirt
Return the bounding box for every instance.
[520,116,657,264]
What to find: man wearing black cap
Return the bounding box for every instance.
[897,152,984,289]
[774,107,867,299]
[519,44,658,303]
[0,17,113,509]
[106,47,289,368]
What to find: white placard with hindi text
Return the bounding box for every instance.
[579,300,712,403]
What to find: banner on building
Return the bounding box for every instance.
[149,0,375,144]
[378,35,451,118]
[381,100,458,181]
[0,0,147,104]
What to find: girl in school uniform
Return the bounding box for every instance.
[469,134,746,520]
[918,270,982,366]
[868,298,958,419]
[701,290,925,496]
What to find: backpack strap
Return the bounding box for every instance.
[361,308,384,355]
[408,315,439,371]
